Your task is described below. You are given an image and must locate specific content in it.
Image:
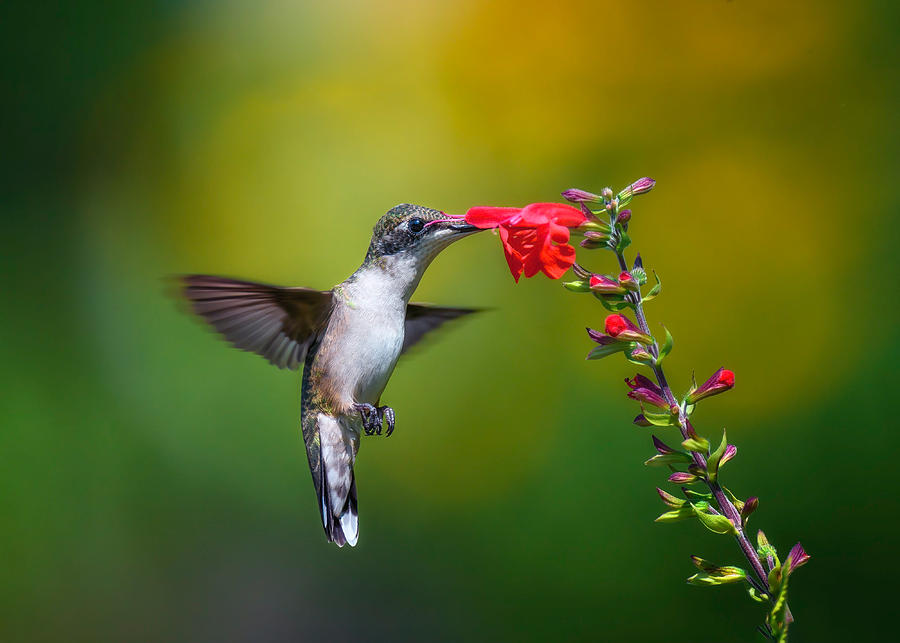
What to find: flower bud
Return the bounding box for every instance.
[720,444,737,467]
[601,187,614,200]
[626,374,663,395]
[633,413,652,427]
[668,471,698,484]
[740,496,758,525]
[571,262,592,279]
[590,274,626,294]
[652,435,677,454]
[656,487,685,508]
[686,367,735,403]
[604,314,653,344]
[586,327,616,344]
[756,530,777,564]
[784,543,810,576]
[627,177,656,195]
[616,209,631,224]
[561,188,601,203]
[628,346,653,362]
[579,237,607,249]
[628,387,669,408]
[618,270,639,291]
[582,230,609,242]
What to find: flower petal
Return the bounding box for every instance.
[518,202,586,227]
[465,207,522,228]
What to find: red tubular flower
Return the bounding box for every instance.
[604,314,653,344]
[465,203,587,282]
[686,367,735,403]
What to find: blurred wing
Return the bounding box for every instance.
[402,303,480,354]
[182,275,332,370]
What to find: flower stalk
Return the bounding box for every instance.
[466,180,808,640]
[570,179,806,640]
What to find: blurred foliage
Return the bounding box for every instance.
[2,1,898,641]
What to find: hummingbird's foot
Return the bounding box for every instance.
[354,403,380,436]
[379,406,395,437]
[353,403,395,437]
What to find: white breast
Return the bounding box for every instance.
[325,270,408,405]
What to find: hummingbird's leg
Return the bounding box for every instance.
[353,403,380,436]
[378,406,395,437]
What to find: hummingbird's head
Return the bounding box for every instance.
[364,204,481,273]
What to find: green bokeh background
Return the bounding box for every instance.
[3,1,898,641]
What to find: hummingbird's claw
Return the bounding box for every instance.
[381,406,395,437]
[354,403,379,435]
[353,403,395,437]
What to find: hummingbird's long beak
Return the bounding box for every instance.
[448,220,481,233]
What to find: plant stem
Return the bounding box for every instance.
[614,247,771,595]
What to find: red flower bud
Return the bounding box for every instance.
[617,270,639,291]
[604,314,653,344]
[686,367,735,403]
[616,209,631,224]
[589,274,626,294]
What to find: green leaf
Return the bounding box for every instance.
[644,453,691,467]
[655,326,673,366]
[563,280,591,293]
[682,437,710,452]
[625,352,653,366]
[707,429,728,482]
[757,530,779,564]
[748,587,769,603]
[692,504,737,535]
[687,565,748,586]
[586,342,629,360]
[683,489,713,501]
[654,505,697,523]
[641,408,678,427]
[656,488,685,508]
[642,271,662,302]
[592,292,631,312]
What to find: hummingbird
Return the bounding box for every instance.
[181,204,482,546]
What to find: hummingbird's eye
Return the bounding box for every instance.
[408,217,425,233]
